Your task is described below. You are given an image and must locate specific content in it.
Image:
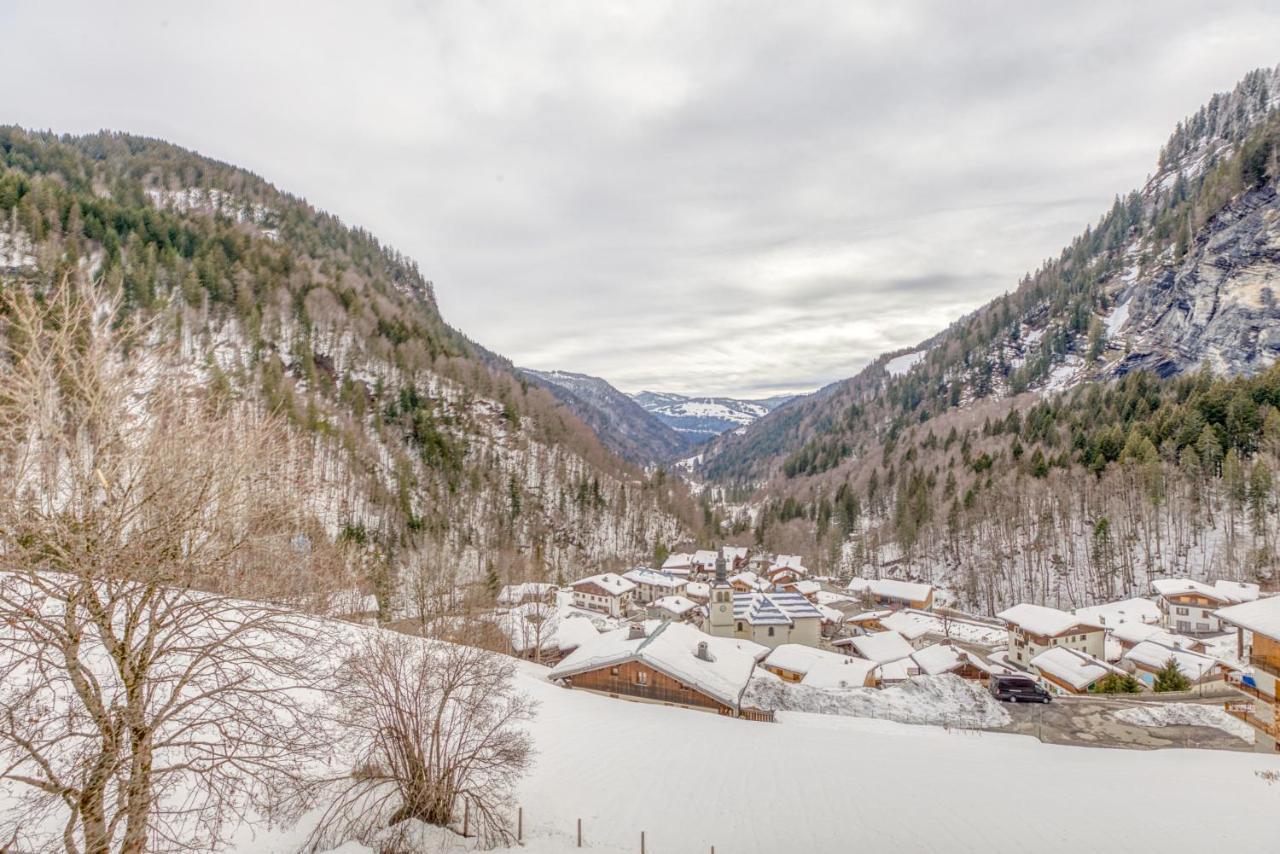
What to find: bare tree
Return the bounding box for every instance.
[306,634,535,850]
[0,283,341,853]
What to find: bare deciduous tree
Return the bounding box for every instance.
[307,634,535,851]
[0,283,341,853]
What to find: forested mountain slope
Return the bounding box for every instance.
[633,390,795,440]
[0,128,693,609]
[699,66,1280,614]
[519,368,693,464]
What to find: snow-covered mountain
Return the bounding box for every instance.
[632,391,795,440]
[518,369,693,464]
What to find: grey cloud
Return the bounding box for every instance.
[2,1,1279,396]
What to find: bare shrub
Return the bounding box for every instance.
[307,634,535,850]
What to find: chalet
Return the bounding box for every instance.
[660,552,695,577]
[547,620,771,718]
[800,656,880,689]
[496,582,557,608]
[623,568,688,605]
[1072,597,1161,629]
[997,604,1106,670]
[765,566,805,587]
[501,604,601,665]
[910,642,993,681]
[692,549,720,575]
[844,609,894,632]
[879,610,934,648]
[1109,622,1209,658]
[1030,647,1126,694]
[684,581,711,604]
[847,577,935,611]
[879,608,1008,653]
[1122,640,1228,688]
[770,554,808,574]
[728,571,769,593]
[777,578,822,599]
[763,643,864,683]
[1151,579,1232,634]
[570,573,637,618]
[834,630,916,665]
[1215,595,1280,746]
[722,545,749,571]
[648,595,699,621]
[815,604,845,636]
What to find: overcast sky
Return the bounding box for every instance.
[3,2,1280,397]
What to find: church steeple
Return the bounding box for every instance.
[708,551,734,636]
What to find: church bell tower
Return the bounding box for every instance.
[707,552,734,637]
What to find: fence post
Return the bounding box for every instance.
[518,806,523,842]
[641,831,645,854]
[577,818,582,847]
[463,799,469,838]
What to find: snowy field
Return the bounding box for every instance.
[224,660,1280,854]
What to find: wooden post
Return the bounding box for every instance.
[641,831,645,854]
[577,818,582,847]
[463,799,469,838]
[518,806,523,842]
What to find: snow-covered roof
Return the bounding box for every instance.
[685,581,710,599]
[816,604,845,624]
[764,643,858,676]
[1151,578,1228,603]
[910,643,969,676]
[880,610,933,642]
[1073,597,1160,628]
[623,568,687,589]
[651,595,697,616]
[845,631,916,664]
[1110,622,1204,651]
[549,620,768,710]
[789,579,821,596]
[722,546,748,562]
[728,571,768,592]
[661,553,694,571]
[814,591,858,607]
[496,582,556,606]
[997,603,1102,637]
[846,609,894,624]
[878,658,916,682]
[1030,647,1122,691]
[572,573,637,597]
[846,577,933,603]
[500,606,601,655]
[1123,641,1224,678]
[1214,595,1280,639]
[771,554,805,570]
[692,549,719,566]
[732,591,823,626]
[801,656,881,689]
[1214,580,1261,604]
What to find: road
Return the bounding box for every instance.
[995,694,1256,751]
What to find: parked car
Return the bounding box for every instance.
[989,674,1051,703]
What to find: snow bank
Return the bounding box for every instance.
[885,350,926,377]
[742,673,1011,728]
[1113,704,1255,743]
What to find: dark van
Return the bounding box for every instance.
[989,674,1051,703]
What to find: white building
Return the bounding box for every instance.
[623,567,689,605]
[997,603,1106,670]
[570,573,637,618]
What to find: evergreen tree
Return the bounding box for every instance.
[1153,657,1192,692]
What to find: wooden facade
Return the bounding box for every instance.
[563,658,735,714]
[1254,633,1280,680]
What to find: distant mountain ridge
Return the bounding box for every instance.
[632,390,795,440]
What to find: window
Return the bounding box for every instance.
[768,627,775,637]
[610,666,619,676]
[737,621,743,631]
[1176,607,1189,616]
[636,670,648,686]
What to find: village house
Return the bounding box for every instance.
[997,604,1106,670]
[728,570,769,593]
[547,620,771,718]
[684,581,711,604]
[776,578,822,599]
[623,567,689,605]
[1121,640,1228,689]
[722,545,749,571]
[879,608,1008,653]
[496,582,557,608]
[648,595,699,622]
[1030,646,1126,694]
[692,549,720,575]
[763,643,864,683]
[501,604,601,665]
[834,630,916,665]
[1215,595,1280,746]
[660,552,695,577]
[1150,578,1258,634]
[1109,622,1209,659]
[570,572,637,618]
[1072,597,1161,629]
[910,642,995,682]
[847,577,935,611]
[843,609,894,633]
[799,655,881,689]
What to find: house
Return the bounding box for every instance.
[648,595,699,621]
[770,554,808,574]
[496,582,557,608]
[777,578,822,599]
[847,577,935,611]
[728,571,769,593]
[878,608,1008,652]
[997,603,1106,670]
[763,643,864,683]
[1121,641,1227,688]
[834,630,916,665]
[692,549,720,575]
[1151,579,1232,634]
[765,566,805,587]
[909,642,991,681]
[800,656,881,689]
[623,567,688,605]
[1110,622,1209,657]
[660,552,695,577]
[570,573,637,618]
[722,545,749,570]
[1215,579,1262,604]
[1072,597,1161,629]
[1030,647,1126,694]
[879,610,934,649]
[547,620,771,718]
[815,604,845,636]
[843,609,894,633]
[1215,595,1280,745]
[501,604,601,665]
[684,581,711,604]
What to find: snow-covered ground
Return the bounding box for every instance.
[1113,704,1256,744]
[885,350,926,377]
[744,672,1011,728]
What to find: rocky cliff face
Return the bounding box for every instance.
[1114,183,1280,379]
